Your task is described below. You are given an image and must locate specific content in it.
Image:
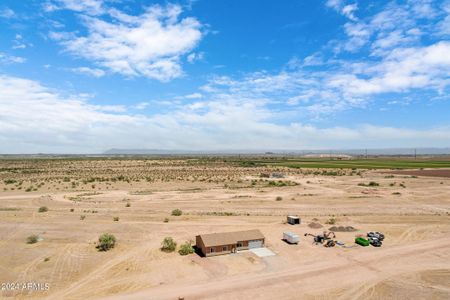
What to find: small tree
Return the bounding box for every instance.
[171,209,182,216]
[178,241,194,256]
[26,235,39,244]
[161,237,177,252]
[38,206,48,213]
[98,233,116,251]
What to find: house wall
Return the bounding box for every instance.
[204,243,236,257]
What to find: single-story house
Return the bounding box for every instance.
[196,229,265,257]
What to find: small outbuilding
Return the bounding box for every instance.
[196,229,265,257]
[287,215,301,225]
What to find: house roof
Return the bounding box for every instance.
[197,229,264,247]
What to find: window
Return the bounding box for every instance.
[210,247,215,253]
[237,242,243,247]
[222,246,228,251]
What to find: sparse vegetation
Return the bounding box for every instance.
[276,196,283,201]
[161,237,177,252]
[178,241,194,255]
[97,233,116,251]
[38,206,48,213]
[113,216,119,221]
[164,218,169,223]
[125,202,131,207]
[171,209,182,216]
[358,181,379,187]
[80,215,86,220]
[26,235,39,244]
[326,218,337,225]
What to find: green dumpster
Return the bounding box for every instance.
[355,237,370,246]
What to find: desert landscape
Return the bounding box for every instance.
[0,157,450,300]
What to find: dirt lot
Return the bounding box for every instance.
[0,159,449,299]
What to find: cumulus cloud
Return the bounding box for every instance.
[1,74,449,153]
[50,4,203,81]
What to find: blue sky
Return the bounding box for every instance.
[0,0,449,153]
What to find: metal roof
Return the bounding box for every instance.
[197,229,264,247]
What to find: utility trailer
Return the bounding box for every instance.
[283,231,299,244]
[287,215,301,225]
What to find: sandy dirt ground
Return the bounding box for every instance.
[0,160,449,299]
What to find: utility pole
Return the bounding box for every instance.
[414,148,417,160]
[365,148,368,159]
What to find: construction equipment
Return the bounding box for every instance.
[304,231,337,247]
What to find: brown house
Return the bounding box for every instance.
[196,229,265,257]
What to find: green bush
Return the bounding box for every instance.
[98,233,116,251]
[26,235,39,244]
[171,209,182,216]
[38,206,48,213]
[178,241,194,255]
[161,237,177,252]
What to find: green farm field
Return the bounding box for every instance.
[235,157,450,169]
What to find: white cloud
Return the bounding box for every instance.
[0,53,26,64]
[342,4,358,21]
[187,52,204,63]
[326,0,358,21]
[71,67,106,77]
[184,93,203,99]
[0,7,15,18]
[51,4,203,81]
[2,74,449,153]
[44,0,104,15]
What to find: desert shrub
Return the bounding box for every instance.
[276,196,283,201]
[70,208,74,212]
[171,209,182,216]
[44,257,50,262]
[26,235,39,244]
[392,192,401,195]
[164,218,169,223]
[97,233,116,251]
[326,218,336,225]
[358,181,379,187]
[80,215,86,220]
[113,216,119,222]
[63,177,71,182]
[178,241,194,255]
[125,202,131,207]
[38,206,48,213]
[4,179,17,185]
[161,237,177,252]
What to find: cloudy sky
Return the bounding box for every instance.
[0,0,449,153]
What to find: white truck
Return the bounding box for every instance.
[283,231,299,244]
